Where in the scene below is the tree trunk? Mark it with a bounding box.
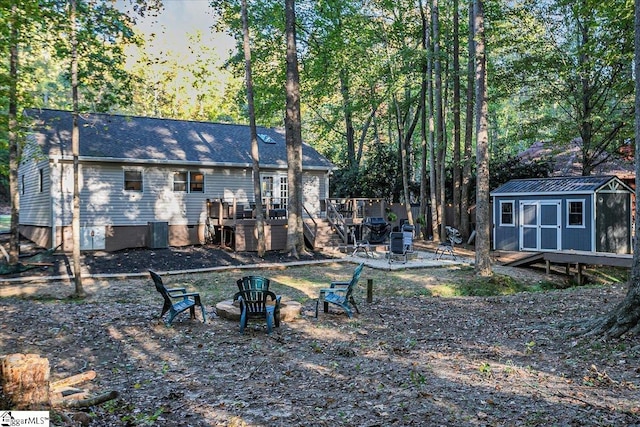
[8,1,20,265]
[0,354,50,410]
[419,0,430,238]
[460,1,475,240]
[285,0,305,257]
[452,0,461,231]
[432,0,446,240]
[70,0,85,297]
[426,1,439,242]
[582,0,640,337]
[473,0,491,276]
[241,0,265,257]
[340,68,357,172]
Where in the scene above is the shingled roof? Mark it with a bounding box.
[25,109,334,171]
[490,176,631,196]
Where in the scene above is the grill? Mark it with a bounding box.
[362,217,390,243]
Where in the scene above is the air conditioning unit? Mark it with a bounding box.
[147,221,169,249]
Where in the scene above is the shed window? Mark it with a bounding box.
[124,170,143,192]
[174,171,204,193]
[500,201,514,226]
[567,200,584,227]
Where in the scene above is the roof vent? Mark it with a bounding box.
[258,133,276,144]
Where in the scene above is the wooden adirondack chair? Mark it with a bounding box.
[315,263,364,318]
[233,288,281,334]
[149,270,207,325]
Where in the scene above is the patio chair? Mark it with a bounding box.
[149,270,207,325]
[388,232,409,263]
[233,288,281,334]
[351,229,371,258]
[434,226,463,260]
[316,263,363,318]
[236,276,271,292]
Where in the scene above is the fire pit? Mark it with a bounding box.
[215,297,302,322]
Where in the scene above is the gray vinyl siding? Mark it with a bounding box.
[55,164,298,226]
[561,196,592,251]
[492,200,518,251]
[18,157,51,226]
[52,164,329,227]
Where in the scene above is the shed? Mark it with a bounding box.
[18,109,334,251]
[490,176,633,254]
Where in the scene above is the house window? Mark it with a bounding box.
[261,174,287,209]
[262,176,274,205]
[173,172,187,192]
[38,168,44,193]
[279,176,288,209]
[124,170,143,191]
[500,201,514,226]
[190,172,204,193]
[567,200,584,227]
[174,171,204,193]
[20,174,24,195]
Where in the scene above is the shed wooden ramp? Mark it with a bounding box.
[496,251,544,268]
[498,250,633,284]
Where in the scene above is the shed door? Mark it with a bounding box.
[519,201,561,251]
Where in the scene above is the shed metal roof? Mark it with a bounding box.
[25,109,334,171]
[490,176,631,196]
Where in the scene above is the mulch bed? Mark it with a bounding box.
[0,237,339,279]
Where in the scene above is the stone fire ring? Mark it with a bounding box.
[216,297,302,322]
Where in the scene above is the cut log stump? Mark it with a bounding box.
[0,353,50,410]
[1,353,117,410]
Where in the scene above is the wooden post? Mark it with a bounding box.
[367,279,373,303]
[577,263,583,285]
[0,353,50,409]
[545,260,550,275]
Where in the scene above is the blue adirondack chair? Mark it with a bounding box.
[315,263,364,318]
[149,270,207,325]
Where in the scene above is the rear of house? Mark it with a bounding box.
[18,109,334,252]
[491,176,633,254]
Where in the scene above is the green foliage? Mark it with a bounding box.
[489,154,553,191]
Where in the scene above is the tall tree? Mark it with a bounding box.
[432,0,446,239]
[7,0,21,265]
[418,0,431,237]
[70,0,84,297]
[492,0,634,172]
[459,0,474,240]
[284,0,305,256]
[451,0,461,231]
[241,0,266,257]
[473,0,491,276]
[581,0,640,338]
[4,0,45,265]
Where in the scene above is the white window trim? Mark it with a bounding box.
[566,199,585,228]
[174,171,204,193]
[499,200,515,227]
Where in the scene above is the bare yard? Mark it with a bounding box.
[1,260,639,426]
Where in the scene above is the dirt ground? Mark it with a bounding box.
[1,241,640,426]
